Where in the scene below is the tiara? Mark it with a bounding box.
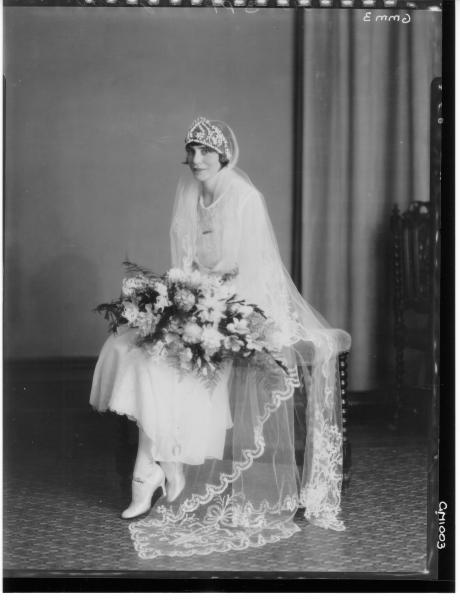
[185,117,231,161]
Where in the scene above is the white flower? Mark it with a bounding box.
[202,311,224,326]
[246,338,263,352]
[226,318,250,335]
[195,271,220,293]
[264,327,286,351]
[166,268,187,283]
[144,340,166,360]
[164,331,181,345]
[179,347,193,370]
[246,312,266,340]
[219,284,237,300]
[223,335,243,352]
[168,317,182,333]
[152,281,170,312]
[174,289,196,311]
[122,276,147,297]
[197,295,226,324]
[122,301,139,325]
[201,326,223,355]
[238,304,254,318]
[199,294,225,311]
[182,322,203,344]
[136,306,158,337]
[153,281,168,297]
[155,293,171,311]
[227,303,240,315]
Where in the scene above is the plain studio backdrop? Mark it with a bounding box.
[4,7,441,391]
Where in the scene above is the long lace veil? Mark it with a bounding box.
[129,121,352,559]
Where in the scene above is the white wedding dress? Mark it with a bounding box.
[90,163,351,560]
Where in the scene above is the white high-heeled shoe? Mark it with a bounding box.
[121,464,166,519]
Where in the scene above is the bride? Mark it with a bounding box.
[90,117,351,559]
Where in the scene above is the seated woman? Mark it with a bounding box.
[90,117,351,560]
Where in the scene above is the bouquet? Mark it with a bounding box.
[95,261,288,386]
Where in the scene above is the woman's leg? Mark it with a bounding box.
[160,461,186,502]
[121,428,166,519]
[133,428,157,479]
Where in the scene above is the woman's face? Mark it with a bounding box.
[186,144,222,182]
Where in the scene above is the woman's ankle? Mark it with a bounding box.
[133,461,161,482]
[159,461,183,480]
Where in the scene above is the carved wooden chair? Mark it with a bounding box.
[391,201,433,424]
[390,77,441,427]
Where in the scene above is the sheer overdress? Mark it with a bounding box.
[90,165,351,559]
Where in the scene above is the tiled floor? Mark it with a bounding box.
[4,382,431,575]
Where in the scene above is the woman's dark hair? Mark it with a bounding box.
[182,142,229,168]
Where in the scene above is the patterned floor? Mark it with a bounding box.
[4,404,430,575]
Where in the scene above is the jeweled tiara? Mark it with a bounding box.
[185,117,231,161]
